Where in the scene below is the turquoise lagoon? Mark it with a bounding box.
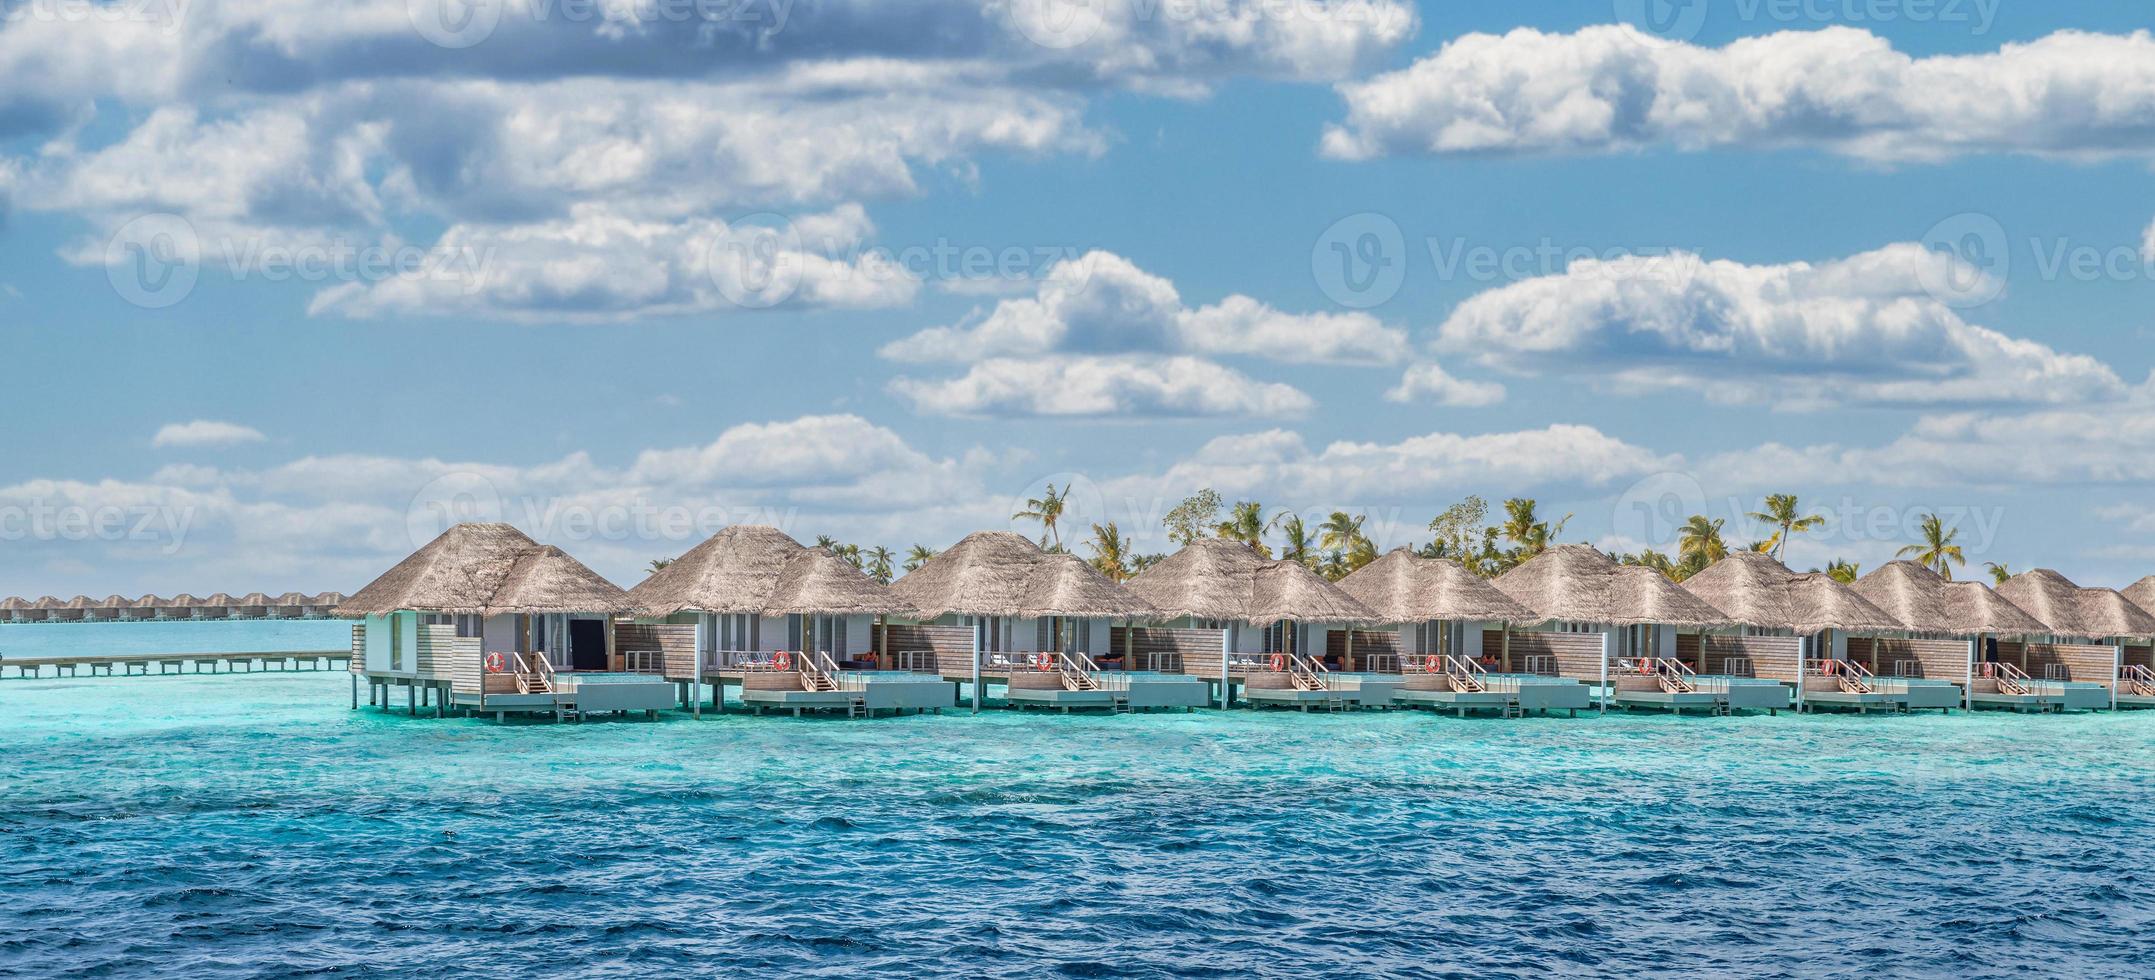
[3,632,2153,976]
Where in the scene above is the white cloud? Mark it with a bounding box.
[882,250,1408,364]
[1106,424,1676,520]
[310,205,916,321]
[152,420,266,448]
[2143,216,2155,262]
[1702,409,2155,489]
[1323,26,2155,163]
[888,355,1315,418]
[1432,243,2124,410]
[1385,362,1506,406]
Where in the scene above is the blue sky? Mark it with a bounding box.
[5,0,2155,595]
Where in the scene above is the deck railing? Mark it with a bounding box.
[1225,651,1294,673]
[1287,653,1330,692]
[709,648,791,672]
[621,648,665,673]
[1057,651,1128,692]
[2123,664,2155,697]
[1520,654,1559,677]
[1361,652,1401,674]
[1139,650,1183,673]
[1806,658,1875,695]
[1614,656,1729,695]
[1978,661,2035,696]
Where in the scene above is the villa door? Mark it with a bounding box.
[569,619,607,671]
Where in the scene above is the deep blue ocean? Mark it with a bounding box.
[2,623,2152,977]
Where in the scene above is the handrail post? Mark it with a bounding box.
[1597,631,1609,714]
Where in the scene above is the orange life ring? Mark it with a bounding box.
[1424,655,1442,673]
[1035,652,1056,671]
[484,651,505,673]
[773,651,792,671]
[1269,653,1287,672]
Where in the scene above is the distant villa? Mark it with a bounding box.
[0,593,348,623]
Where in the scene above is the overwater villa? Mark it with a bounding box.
[1333,548,1588,717]
[1,597,32,623]
[1122,537,1379,710]
[123,595,162,621]
[888,531,1204,712]
[625,524,951,718]
[1677,553,1951,713]
[1491,545,1783,714]
[1990,569,2152,712]
[338,522,663,721]
[1848,561,2051,710]
[2118,577,2155,708]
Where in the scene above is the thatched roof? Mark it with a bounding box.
[1,597,28,612]
[890,531,1158,620]
[237,592,273,606]
[30,596,60,608]
[274,592,310,605]
[167,594,199,607]
[1124,537,1376,624]
[311,592,345,606]
[1679,551,1901,634]
[133,595,169,608]
[1492,544,1733,628]
[1336,548,1537,624]
[1997,568,2155,640]
[1850,560,2048,636]
[336,523,631,617]
[63,595,95,609]
[96,595,130,610]
[203,593,237,606]
[2122,577,2155,620]
[628,524,912,618]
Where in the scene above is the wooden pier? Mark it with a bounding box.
[1,650,349,678]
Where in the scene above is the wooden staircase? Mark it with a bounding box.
[1288,654,1345,711]
[2123,664,2155,698]
[1982,661,2033,696]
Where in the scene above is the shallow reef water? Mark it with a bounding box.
[2,665,2151,978]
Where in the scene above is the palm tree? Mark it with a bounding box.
[1163,489,1224,546]
[1012,482,1070,550]
[1677,515,1728,571]
[1984,561,2012,585]
[833,543,863,569]
[1621,549,1682,581]
[1318,549,1350,581]
[814,535,838,552]
[865,546,895,585]
[1277,515,1317,569]
[1746,494,1825,560]
[647,557,674,574]
[903,544,937,573]
[1214,500,1275,558]
[1498,498,1571,559]
[1896,513,1966,580]
[1821,559,1860,584]
[1317,511,1367,555]
[1085,522,1135,582]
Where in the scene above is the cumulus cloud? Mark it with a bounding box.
[1323,26,2155,163]
[310,205,916,321]
[1701,409,2155,490]
[152,421,266,448]
[888,356,1315,418]
[882,250,1409,364]
[1432,243,2125,410]
[1385,362,1506,406]
[1106,424,1676,517]
[1,414,1008,595]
